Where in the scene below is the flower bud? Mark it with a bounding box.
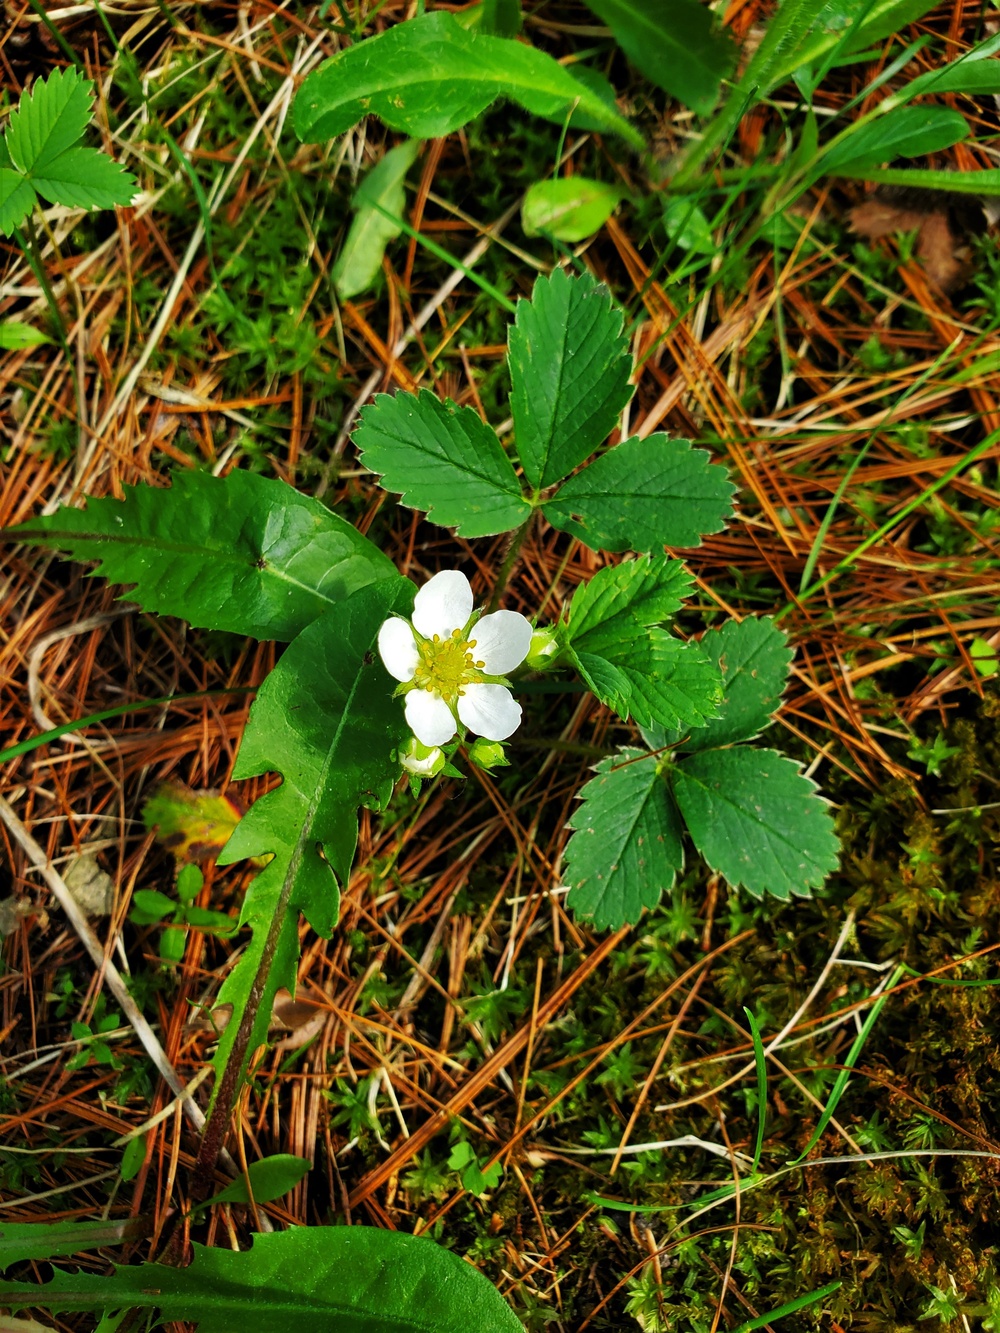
[525,625,560,671]
[400,737,446,778]
[468,737,509,770]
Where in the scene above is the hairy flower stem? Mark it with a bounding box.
[157,879,294,1267]
[486,514,533,613]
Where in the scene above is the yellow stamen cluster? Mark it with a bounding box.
[412,628,486,702]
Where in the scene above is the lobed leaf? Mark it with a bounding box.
[214,581,412,1093]
[679,617,792,752]
[293,11,642,146]
[0,1219,143,1271]
[565,749,684,929]
[333,139,420,299]
[508,267,633,490]
[582,0,734,114]
[0,1225,524,1332]
[544,434,734,552]
[353,389,530,536]
[5,67,92,175]
[672,747,839,900]
[8,469,397,642]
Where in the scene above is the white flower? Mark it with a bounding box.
[377,569,532,749]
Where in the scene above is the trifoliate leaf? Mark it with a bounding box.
[565,749,685,929]
[0,1226,524,1332]
[30,145,137,210]
[0,169,36,235]
[353,389,530,537]
[566,554,693,654]
[5,68,92,175]
[333,139,420,299]
[544,434,734,552]
[8,469,397,642]
[293,11,641,147]
[680,617,793,752]
[214,579,412,1096]
[508,268,633,490]
[521,177,625,243]
[672,747,839,900]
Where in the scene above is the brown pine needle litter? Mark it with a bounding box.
[3,2,1000,1327]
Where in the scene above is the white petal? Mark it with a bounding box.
[457,683,522,741]
[405,690,457,746]
[378,618,419,682]
[467,610,533,675]
[412,570,473,639]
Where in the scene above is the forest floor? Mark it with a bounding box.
[3,1,1000,1329]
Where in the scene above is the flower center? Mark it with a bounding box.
[412,629,484,702]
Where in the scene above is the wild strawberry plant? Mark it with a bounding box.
[7,269,840,1330]
[11,266,838,1095]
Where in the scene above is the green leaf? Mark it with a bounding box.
[604,634,721,731]
[333,140,420,300]
[565,749,685,929]
[0,1218,142,1271]
[521,177,625,242]
[894,36,1000,99]
[5,68,92,174]
[565,554,693,655]
[543,434,734,552]
[204,1155,311,1208]
[8,469,397,642]
[467,0,522,36]
[119,1134,146,1183]
[766,0,938,89]
[129,889,176,924]
[582,0,734,113]
[574,630,722,733]
[820,106,969,176]
[672,747,839,900]
[508,268,633,490]
[573,650,634,716]
[353,390,530,537]
[844,165,1000,192]
[0,1226,524,1332]
[662,197,714,254]
[0,169,36,235]
[293,11,642,147]
[213,580,411,1093]
[0,319,51,349]
[679,617,792,752]
[30,145,137,210]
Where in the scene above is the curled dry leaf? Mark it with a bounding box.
[63,853,114,918]
[143,779,247,863]
[206,988,326,1050]
[849,194,974,292]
